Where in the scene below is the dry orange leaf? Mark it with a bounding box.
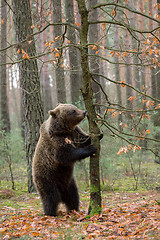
[55,52,60,57]
[120,80,126,87]
[117,146,128,155]
[1,18,5,24]
[143,114,150,119]
[146,100,154,108]
[22,49,26,54]
[155,104,160,109]
[128,96,137,102]
[92,45,97,50]
[133,145,141,152]
[17,49,20,54]
[45,42,50,46]
[146,129,150,134]
[149,48,153,55]
[75,22,80,27]
[110,9,116,16]
[122,52,128,57]
[102,22,107,29]
[144,39,150,44]
[117,147,124,155]
[65,138,72,144]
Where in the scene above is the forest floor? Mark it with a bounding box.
[0,189,160,239]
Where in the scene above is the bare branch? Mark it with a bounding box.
[91,72,160,103]
[92,2,160,25]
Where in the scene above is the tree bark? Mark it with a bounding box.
[77,0,102,215]
[12,0,44,192]
[152,0,160,163]
[130,0,140,96]
[156,0,160,101]
[88,0,101,113]
[114,25,123,129]
[64,0,81,104]
[0,0,10,133]
[125,29,133,110]
[52,0,66,103]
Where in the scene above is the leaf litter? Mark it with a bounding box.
[0,191,160,239]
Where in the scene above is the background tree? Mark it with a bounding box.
[0,0,10,133]
[64,0,81,104]
[77,0,102,215]
[12,0,44,192]
[88,0,101,112]
[52,0,66,103]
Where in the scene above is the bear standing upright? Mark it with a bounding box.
[32,104,97,216]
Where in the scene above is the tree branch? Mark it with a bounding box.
[92,2,160,25]
[91,72,160,103]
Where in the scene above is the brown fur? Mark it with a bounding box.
[32,104,96,216]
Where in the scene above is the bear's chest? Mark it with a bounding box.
[55,165,74,187]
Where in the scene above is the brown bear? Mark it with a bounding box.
[32,103,97,216]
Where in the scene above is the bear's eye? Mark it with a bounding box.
[71,110,76,114]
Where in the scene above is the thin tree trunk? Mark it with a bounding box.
[156,0,160,101]
[64,0,81,104]
[0,0,10,133]
[40,9,52,117]
[77,0,102,215]
[12,0,44,192]
[130,0,140,96]
[114,25,123,129]
[152,0,160,163]
[125,29,133,109]
[88,0,101,113]
[52,0,66,103]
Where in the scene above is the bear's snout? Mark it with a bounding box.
[83,111,87,116]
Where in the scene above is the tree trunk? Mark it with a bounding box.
[125,29,133,110]
[40,22,52,116]
[130,0,140,97]
[77,0,102,215]
[52,0,66,103]
[0,0,10,133]
[152,0,160,163]
[114,25,123,129]
[156,0,160,101]
[12,0,44,192]
[64,0,81,104]
[88,0,101,113]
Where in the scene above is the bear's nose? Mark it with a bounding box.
[83,111,87,116]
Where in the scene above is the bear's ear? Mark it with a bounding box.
[56,103,62,106]
[48,110,56,118]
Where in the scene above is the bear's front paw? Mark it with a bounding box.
[87,144,97,155]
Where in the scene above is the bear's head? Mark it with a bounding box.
[48,104,87,134]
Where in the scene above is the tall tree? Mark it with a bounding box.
[77,0,102,215]
[12,0,44,192]
[114,25,123,129]
[130,0,140,96]
[152,0,160,162]
[52,0,66,103]
[88,0,101,112]
[64,0,81,104]
[0,0,10,133]
[124,29,133,110]
[156,0,160,102]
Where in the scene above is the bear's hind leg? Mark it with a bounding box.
[39,184,60,216]
[61,179,79,212]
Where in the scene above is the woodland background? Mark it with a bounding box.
[0,0,160,190]
[0,0,160,239]
[0,0,160,192]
